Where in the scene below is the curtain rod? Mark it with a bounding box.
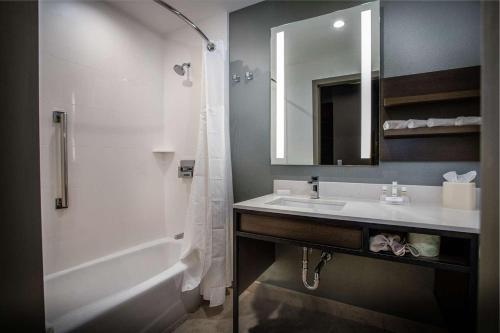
[152,0,216,52]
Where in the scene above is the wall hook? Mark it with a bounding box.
[245,71,254,81]
[232,74,241,83]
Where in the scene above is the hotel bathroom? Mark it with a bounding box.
[0,0,498,333]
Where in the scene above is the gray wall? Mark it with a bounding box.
[383,1,480,77]
[229,0,480,325]
[230,0,480,203]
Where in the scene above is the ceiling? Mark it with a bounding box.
[109,0,263,35]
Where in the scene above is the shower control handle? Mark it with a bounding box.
[53,111,68,209]
[178,160,195,178]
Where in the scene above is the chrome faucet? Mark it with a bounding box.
[308,176,319,199]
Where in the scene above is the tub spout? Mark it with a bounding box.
[302,247,333,290]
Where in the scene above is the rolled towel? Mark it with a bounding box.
[407,119,427,129]
[383,120,408,130]
[455,116,481,126]
[370,234,391,252]
[369,234,406,256]
[427,118,456,127]
[369,233,421,257]
[408,233,440,257]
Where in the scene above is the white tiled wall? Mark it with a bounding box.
[40,1,229,275]
[162,13,229,237]
[40,1,167,274]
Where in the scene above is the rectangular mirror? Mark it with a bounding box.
[270,1,380,165]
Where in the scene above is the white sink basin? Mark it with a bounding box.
[266,197,346,212]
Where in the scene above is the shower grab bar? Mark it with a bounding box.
[53,111,68,209]
[152,0,216,52]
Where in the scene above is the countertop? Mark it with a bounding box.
[233,194,480,234]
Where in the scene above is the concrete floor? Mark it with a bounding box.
[173,282,447,333]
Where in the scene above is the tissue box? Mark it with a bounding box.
[442,182,476,210]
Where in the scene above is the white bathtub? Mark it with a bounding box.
[44,238,199,333]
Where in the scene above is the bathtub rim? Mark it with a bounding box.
[44,237,181,282]
[44,237,187,333]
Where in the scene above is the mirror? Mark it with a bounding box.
[270,1,380,165]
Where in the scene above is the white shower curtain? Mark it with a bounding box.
[180,40,233,307]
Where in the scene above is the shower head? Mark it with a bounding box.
[174,63,190,76]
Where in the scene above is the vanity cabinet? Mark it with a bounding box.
[233,209,479,333]
[239,213,362,250]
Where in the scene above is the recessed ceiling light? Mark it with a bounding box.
[333,20,345,29]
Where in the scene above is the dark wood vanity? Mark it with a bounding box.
[232,208,479,333]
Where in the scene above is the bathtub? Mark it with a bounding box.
[44,237,199,333]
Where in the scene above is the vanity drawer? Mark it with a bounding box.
[239,214,362,250]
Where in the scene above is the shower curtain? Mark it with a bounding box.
[181,40,233,307]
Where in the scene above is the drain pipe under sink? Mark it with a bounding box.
[302,247,333,290]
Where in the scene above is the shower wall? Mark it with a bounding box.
[162,13,229,237]
[40,1,166,274]
[39,0,229,275]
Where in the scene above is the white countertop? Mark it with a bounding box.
[234,194,480,234]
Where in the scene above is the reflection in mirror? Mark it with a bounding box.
[270,1,380,165]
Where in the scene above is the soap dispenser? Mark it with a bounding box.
[380,185,388,201]
[401,186,410,204]
[391,181,398,197]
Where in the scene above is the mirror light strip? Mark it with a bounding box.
[360,9,372,159]
[276,31,285,159]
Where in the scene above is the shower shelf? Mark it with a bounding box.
[152,147,175,153]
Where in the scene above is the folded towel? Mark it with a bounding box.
[455,116,481,126]
[407,119,427,129]
[383,117,480,131]
[370,234,397,253]
[427,118,456,127]
[369,234,406,256]
[369,234,421,257]
[383,120,408,131]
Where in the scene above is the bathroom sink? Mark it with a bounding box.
[266,197,346,211]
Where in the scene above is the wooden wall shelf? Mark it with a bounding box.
[384,125,480,138]
[384,89,480,108]
[380,66,480,161]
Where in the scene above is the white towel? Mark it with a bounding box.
[407,119,427,129]
[455,116,481,126]
[369,234,419,257]
[383,120,408,130]
[427,118,456,127]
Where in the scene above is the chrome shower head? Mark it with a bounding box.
[174,63,190,76]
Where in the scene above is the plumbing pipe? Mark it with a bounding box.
[302,248,333,290]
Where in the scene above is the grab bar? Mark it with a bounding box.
[53,111,68,209]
